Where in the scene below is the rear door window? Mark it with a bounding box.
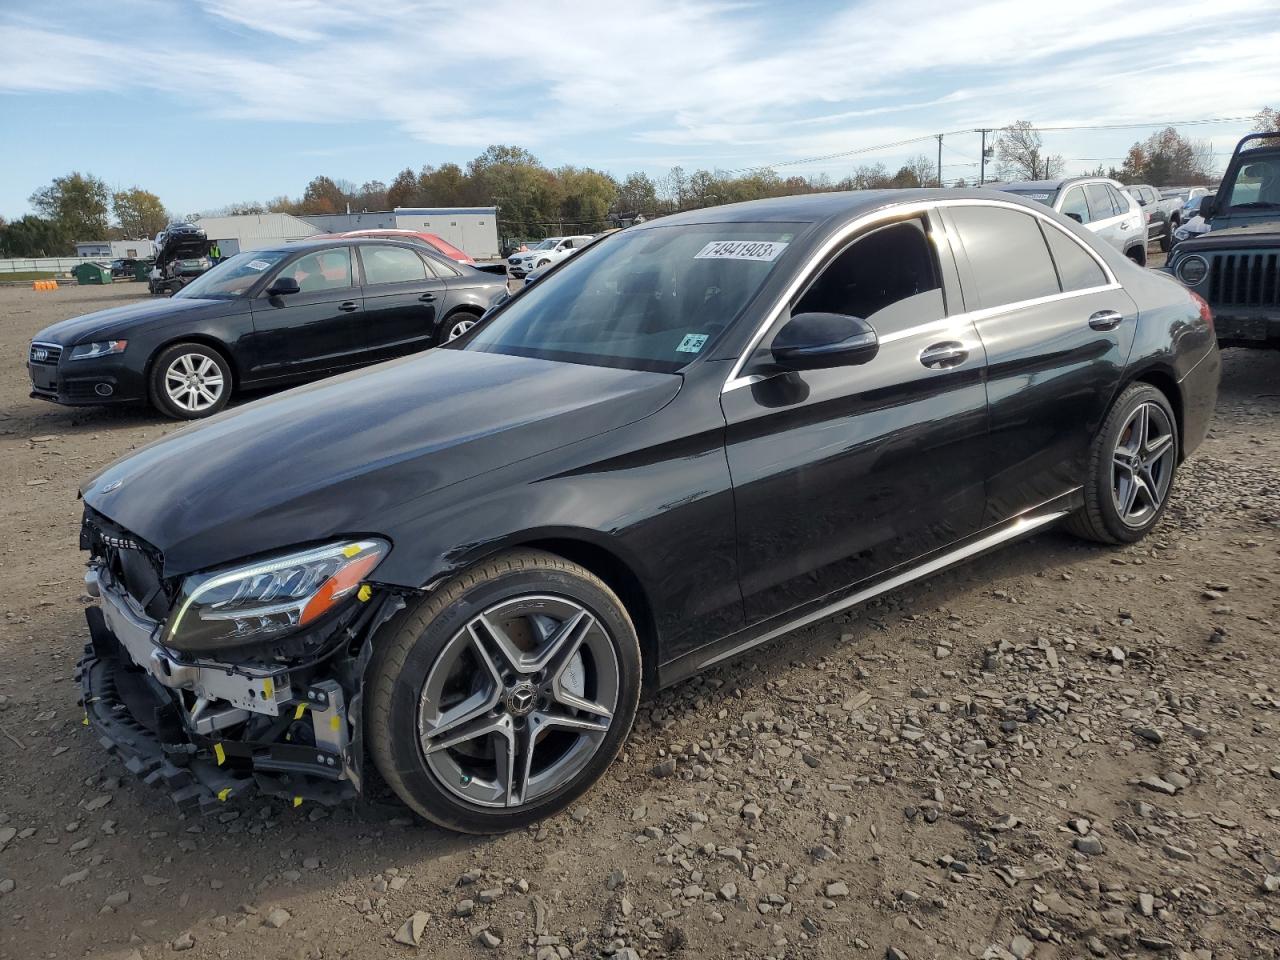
[1107,185,1132,215]
[949,206,1060,308]
[360,245,427,285]
[1043,225,1108,292]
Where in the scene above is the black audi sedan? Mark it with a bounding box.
[74,189,1219,832]
[27,238,508,419]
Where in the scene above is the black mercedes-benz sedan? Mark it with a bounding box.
[27,238,508,419]
[74,189,1219,832]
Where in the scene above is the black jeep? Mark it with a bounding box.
[1167,132,1280,348]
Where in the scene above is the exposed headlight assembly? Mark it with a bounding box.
[165,539,389,652]
[1177,255,1208,285]
[69,340,128,360]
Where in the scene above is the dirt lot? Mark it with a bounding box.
[0,277,1277,960]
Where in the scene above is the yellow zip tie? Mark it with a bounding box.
[217,787,232,802]
[82,713,89,726]
[294,703,308,720]
[292,796,303,808]
[342,544,361,558]
[357,584,372,602]
[214,743,226,765]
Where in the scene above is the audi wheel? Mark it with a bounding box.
[149,342,232,420]
[366,550,641,833]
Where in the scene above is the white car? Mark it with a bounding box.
[989,177,1149,266]
[506,236,593,278]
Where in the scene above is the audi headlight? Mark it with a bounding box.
[1177,255,1208,285]
[165,539,389,652]
[69,340,128,360]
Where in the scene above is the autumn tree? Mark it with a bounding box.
[994,121,1064,181]
[112,187,168,238]
[1118,127,1214,185]
[615,172,658,215]
[29,171,110,241]
[300,175,347,215]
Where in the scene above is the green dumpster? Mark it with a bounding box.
[134,260,153,282]
[73,263,112,285]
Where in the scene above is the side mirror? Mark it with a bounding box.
[771,312,878,371]
[1198,196,1216,219]
[266,276,300,297]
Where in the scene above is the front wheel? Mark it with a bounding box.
[149,342,232,420]
[442,313,480,343]
[366,550,641,833]
[1065,382,1179,544]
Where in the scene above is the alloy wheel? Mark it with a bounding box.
[417,595,620,809]
[446,318,477,341]
[1111,401,1175,527]
[163,353,225,414]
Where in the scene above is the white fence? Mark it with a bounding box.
[0,257,105,275]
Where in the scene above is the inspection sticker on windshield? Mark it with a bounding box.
[694,240,788,262]
[246,259,271,271]
[677,334,709,353]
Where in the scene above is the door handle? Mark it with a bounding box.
[1088,309,1124,331]
[338,301,359,312]
[919,341,968,369]
[418,293,437,302]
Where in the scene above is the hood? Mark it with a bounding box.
[82,349,682,576]
[32,297,240,346]
[1177,220,1280,253]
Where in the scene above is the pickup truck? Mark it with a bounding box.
[1166,132,1280,349]
[1123,184,1185,252]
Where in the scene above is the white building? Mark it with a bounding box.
[75,239,157,259]
[391,207,500,260]
[193,212,320,255]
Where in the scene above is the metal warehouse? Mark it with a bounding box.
[192,212,321,255]
[390,207,499,260]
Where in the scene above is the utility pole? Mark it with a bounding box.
[936,134,943,187]
[978,128,994,185]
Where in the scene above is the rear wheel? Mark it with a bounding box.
[1065,382,1178,544]
[366,550,641,833]
[149,342,231,420]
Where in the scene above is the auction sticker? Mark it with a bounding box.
[694,240,788,262]
[677,333,709,353]
[247,259,271,271]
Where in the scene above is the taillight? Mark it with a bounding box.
[1189,290,1213,335]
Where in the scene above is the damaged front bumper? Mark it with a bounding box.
[76,566,400,815]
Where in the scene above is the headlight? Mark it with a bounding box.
[69,340,128,360]
[165,539,389,652]
[1177,255,1208,285]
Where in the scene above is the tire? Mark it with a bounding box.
[1159,221,1174,253]
[366,549,642,833]
[1065,382,1179,545]
[148,342,232,420]
[441,311,481,343]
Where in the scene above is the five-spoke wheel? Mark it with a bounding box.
[367,550,640,833]
[1067,382,1179,544]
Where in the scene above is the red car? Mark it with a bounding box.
[318,229,476,265]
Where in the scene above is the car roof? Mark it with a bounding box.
[246,237,454,257]
[632,187,1061,230]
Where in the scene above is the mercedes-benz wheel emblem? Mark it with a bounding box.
[505,681,537,717]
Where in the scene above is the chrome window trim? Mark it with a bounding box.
[721,197,1119,393]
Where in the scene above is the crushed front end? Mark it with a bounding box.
[75,506,402,815]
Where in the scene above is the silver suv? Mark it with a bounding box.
[988,177,1148,265]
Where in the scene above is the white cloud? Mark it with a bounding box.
[1,0,1277,173]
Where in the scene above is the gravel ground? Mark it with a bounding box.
[1,276,1277,960]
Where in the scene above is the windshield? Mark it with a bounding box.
[1223,156,1280,209]
[531,239,558,250]
[174,250,290,299]
[997,187,1057,205]
[458,222,801,373]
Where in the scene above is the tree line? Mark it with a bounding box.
[4,109,1276,257]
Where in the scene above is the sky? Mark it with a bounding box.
[1,0,1278,221]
